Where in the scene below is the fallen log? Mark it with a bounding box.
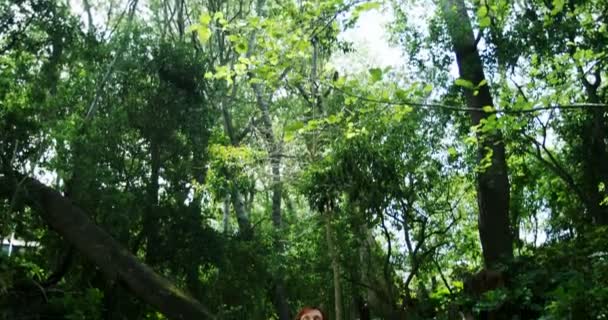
[0,173,215,320]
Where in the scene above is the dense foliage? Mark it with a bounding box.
[1,0,607,319]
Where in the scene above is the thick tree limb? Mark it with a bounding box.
[0,173,215,320]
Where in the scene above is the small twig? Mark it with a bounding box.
[84,0,139,123]
[9,175,28,213]
[511,78,529,103]
[30,279,49,302]
[251,217,269,231]
[433,256,453,295]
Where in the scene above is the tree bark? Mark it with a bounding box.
[269,148,290,320]
[223,195,231,233]
[245,1,289,317]
[143,137,161,264]
[580,73,608,225]
[229,182,252,235]
[220,99,254,235]
[82,0,94,35]
[251,77,290,320]
[0,174,215,320]
[440,0,513,267]
[324,212,343,320]
[175,0,185,39]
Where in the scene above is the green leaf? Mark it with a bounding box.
[217,17,228,26]
[186,25,198,33]
[482,105,495,113]
[326,113,342,124]
[551,0,565,15]
[284,133,296,142]
[249,78,263,84]
[423,84,433,93]
[197,27,212,43]
[199,13,212,25]
[214,65,231,81]
[464,135,477,145]
[355,2,381,13]
[479,16,491,28]
[345,130,358,139]
[285,121,304,132]
[234,63,247,75]
[213,11,224,20]
[235,42,248,55]
[453,281,464,290]
[478,79,487,87]
[344,96,355,106]
[395,89,408,100]
[369,68,383,83]
[455,78,475,89]
[394,105,413,121]
[477,6,488,18]
[284,121,304,142]
[447,146,458,157]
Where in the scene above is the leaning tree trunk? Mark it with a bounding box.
[440,0,513,267]
[0,173,214,320]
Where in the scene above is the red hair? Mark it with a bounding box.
[295,307,326,320]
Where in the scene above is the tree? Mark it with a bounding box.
[483,0,608,227]
[3,0,608,319]
[439,0,513,267]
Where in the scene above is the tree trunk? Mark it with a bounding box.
[230,184,252,236]
[580,75,608,225]
[143,137,161,264]
[324,212,343,320]
[0,174,215,320]
[175,0,185,39]
[82,0,94,35]
[252,81,290,320]
[358,227,372,312]
[270,142,290,320]
[355,295,370,320]
[223,195,231,233]
[247,1,289,317]
[220,101,253,236]
[440,0,513,267]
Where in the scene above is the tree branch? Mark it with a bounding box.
[330,82,608,115]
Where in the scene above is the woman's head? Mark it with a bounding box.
[295,307,325,320]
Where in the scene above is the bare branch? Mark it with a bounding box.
[85,0,139,123]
